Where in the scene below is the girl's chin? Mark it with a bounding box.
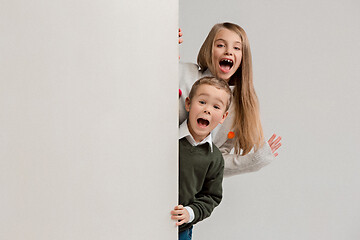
[214,69,232,80]
[216,73,231,82]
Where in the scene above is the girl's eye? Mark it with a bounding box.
[216,44,225,48]
[234,47,241,50]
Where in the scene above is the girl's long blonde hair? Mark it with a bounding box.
[197,22,264,155]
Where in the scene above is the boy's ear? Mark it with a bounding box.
[185,97,191,112]
[219,111,229,124]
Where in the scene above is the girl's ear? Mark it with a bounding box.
[219,111,229,124]
[185,97,191,112]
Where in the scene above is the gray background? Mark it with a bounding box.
[0,0,178,239]
[180,0,360,239]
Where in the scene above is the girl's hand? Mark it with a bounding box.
[178,28,183,59]
[178,28,183,44]
[267,134,282,157]
[170,205,189,226]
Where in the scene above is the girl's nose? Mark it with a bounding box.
[225,47,233,55]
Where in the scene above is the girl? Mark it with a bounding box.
[179,23,281,176]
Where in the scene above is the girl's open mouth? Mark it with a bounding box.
[219,59,233,73]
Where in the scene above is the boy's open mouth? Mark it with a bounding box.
[219,59,233,73]
[197,118,210,127]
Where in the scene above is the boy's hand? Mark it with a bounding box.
[170,205,189,226]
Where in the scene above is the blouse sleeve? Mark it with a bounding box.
[219,139,275,177]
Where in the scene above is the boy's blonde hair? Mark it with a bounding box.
[197,22,264,155]
[188,76,232,112]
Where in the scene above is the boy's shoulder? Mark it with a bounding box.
[208,143,224,169]
[211,143,224,161]
[204,143,224,177]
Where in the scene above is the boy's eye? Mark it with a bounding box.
[214,105,220,110]
[199,100,206,104]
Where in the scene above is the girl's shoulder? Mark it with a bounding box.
[179,62,200,70]
[179,62,201,76]
[179,62,206,86]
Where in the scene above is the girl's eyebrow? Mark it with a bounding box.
[215,38,241,44]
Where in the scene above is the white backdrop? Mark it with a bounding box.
[0,1,178,239]
[180,0,360,239]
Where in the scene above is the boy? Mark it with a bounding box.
[171,76,232,240]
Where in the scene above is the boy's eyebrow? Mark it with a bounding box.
[197,93,226,106]
[214,38,241,44]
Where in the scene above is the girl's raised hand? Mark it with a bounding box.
[178,28,183,44]
[178,28,183,59]
[267,134,282,157]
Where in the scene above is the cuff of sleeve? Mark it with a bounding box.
[258,141,275,163]
[251,141,274,167]
[223,141,274,177]
[184,206,195,223]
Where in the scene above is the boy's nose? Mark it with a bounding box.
[204,109,211,114]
